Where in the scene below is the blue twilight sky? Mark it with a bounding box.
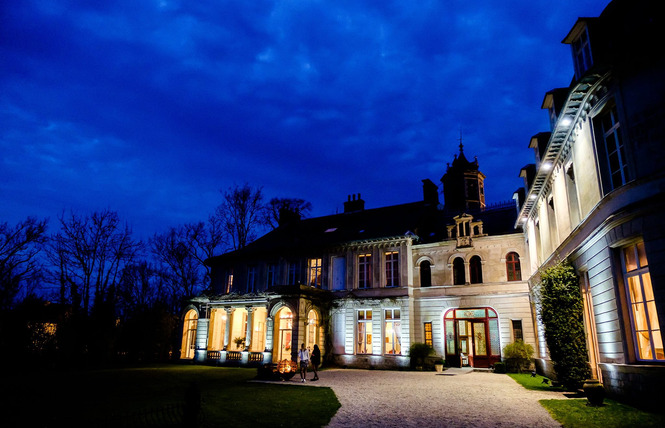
[1,0,611,240]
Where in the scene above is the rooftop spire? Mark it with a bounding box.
[459,127,464,153]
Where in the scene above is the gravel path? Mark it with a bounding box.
[282,368,567,428]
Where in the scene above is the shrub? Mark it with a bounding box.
[538,262,590,390]
[408,343,434,369]
[493,361,507,373]
[503,340,534,373]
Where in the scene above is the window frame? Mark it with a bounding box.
[621,241,664,362]
[506,252,522,282]
[308,258,322,288]
[384,308,402,355]
[358,253,373,289]
[356,309,373,354]
[385,251,400,287]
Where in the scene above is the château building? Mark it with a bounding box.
[181,143,535,370]
[517,0,665,410]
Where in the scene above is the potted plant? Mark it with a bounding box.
[583,379,605,406]
[233,336,245,350]
[434,358,445,373]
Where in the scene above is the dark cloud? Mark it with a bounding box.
[1,0,611,239]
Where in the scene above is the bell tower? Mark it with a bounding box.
[441,139,486,212]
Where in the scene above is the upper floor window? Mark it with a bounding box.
[572,26,593,79]
[512,319,524,342]
[622,241,664,361]
[506,252,522,281]
[469,256,483,284]
[385,251,400,287]
[420,260,432,288]
[225,270,234,294]
[453,257,465,285]
[358,253,372,289]
[288,261,300,285]
[308,258,322,288]
[247,266,257,293]
[596,104,629,192]
[267,264,277,287]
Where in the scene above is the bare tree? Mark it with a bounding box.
[216,183,266,250]
[49,210,141,313]
[150,226,204,303]
[184,216,228,283]
[0,217,48,310]
[265,197,312,229]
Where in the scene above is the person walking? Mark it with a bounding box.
[298,343,310,383]
[310,344,321,381]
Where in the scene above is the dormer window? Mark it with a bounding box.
[565,20,594,80]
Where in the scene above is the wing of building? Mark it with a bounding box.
[181,142,533,371]
[516,0,664,411]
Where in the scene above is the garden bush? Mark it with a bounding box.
[538,262,590,390]
[503,340,534,373]
[409,343,434,369]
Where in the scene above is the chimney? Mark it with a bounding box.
[344,193,365,213]
[422,179,439,205]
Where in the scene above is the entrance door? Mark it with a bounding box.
[445,308,500,368]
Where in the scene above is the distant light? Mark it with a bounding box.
[541,162,552,171]
[529,194,537,200]
[520,217,528,223]
[560,116,572,127]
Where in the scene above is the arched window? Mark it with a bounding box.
[470,256,483,284]
[181,309,198,360]
[306,310,318,350]
[453,258,465,285]
[420,260,432,287]
[506,252,522,281]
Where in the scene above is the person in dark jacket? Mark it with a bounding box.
[310,344,321,381]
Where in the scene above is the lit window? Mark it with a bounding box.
[623,242,664,361]
[358,254,372,289]
[384,309,402,355]
[385,251,400,287]
[424,322,433,347]
[357,309,373,354]
[306,310,318,350]
[512,320,523,342]
[308,258,322,288]
[506,252,522,281]
[225,271,234,294]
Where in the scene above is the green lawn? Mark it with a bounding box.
[4,364,340,428]
[508,373,665,428]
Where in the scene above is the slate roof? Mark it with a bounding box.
[206,199,519,266]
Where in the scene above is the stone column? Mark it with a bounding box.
[265,315,274,352]
[223,307,234,350]
[464,261,471,285]
[244,306,254,350]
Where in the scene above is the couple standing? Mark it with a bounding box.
[298,343,320,382]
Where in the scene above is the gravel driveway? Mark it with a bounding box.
[283,368,567,428]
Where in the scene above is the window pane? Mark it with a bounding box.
[633,303,648,330]
[385,309,392,320]
[474,322,486,356]
[637,242,648,268]
[624,246,638,272]
[653,331,664,360]
[643,273,654,301]
[648,301,661,330]
[366,310,372,320]
[637,331,652,360]
[394,309,400,319]
[628,276,643,303]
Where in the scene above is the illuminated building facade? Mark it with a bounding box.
[517,0,665,410]
[182,145,535,370]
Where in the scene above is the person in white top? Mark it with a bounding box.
[298,343,310,383]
